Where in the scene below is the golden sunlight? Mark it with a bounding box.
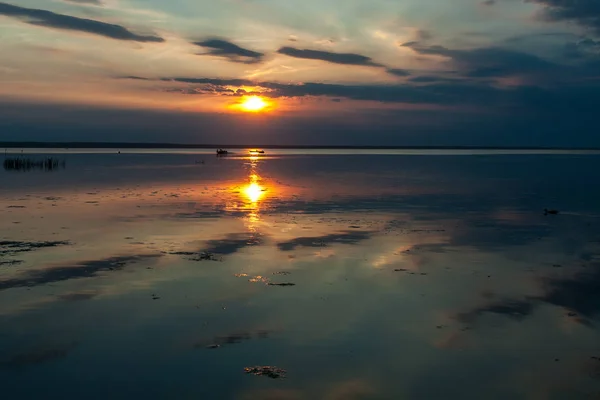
[244,182,264,203]
[240,96,267,112]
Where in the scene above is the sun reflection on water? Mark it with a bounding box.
[240,158,268,231]
[244,174,265,204]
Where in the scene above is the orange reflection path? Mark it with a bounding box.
[240,157,268,231]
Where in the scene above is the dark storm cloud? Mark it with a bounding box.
[0,254,161,291]
[530,0,600,34]
[276,231,372,251]
[194,38,264,64]
[277,46,382,66]
[0,2,164,42]
[403,42,562,79]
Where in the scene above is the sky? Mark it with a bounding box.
[1,0,600,146]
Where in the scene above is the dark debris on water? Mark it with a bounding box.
[244,366,286,379]
[267,283,296,287]
[0,260,23,266]
[0,241,70,257]
[166,251,222,261]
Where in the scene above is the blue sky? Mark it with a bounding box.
[1,0,599,146]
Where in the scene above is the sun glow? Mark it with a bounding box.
[244,182,264,203]
[240,96,267,112]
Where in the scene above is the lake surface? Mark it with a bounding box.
[1,150,600,399]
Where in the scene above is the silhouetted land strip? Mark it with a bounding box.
[3,157,65,171]
[2,142,600,150]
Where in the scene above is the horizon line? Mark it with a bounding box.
[2,142,600,151]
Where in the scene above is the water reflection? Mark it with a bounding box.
[1,152,600,399]
[240,156,269,232]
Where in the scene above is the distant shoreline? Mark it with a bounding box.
[1,142,599,151]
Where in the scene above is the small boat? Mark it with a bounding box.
[249,149,265,155]
[216,149,229,156]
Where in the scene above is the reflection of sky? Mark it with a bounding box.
[1,152,600,398]
[2,0,600,145]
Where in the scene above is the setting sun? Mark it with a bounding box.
[240,96,267,112]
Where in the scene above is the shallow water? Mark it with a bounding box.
[1,150,600,399]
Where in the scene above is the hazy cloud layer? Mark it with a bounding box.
[158,73,600,113]
[159,76,487,105]
[0,2,164,42]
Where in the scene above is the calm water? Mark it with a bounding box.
[1,150,600,399]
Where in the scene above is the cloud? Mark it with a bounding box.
[62,0,103,5]
[0,2,164,42]
[193,38,264,64]
[386,68,411,77]
[277,46,382,67]
[276,47,410,77]
[577,37,600,53]
[481,0,496,5]
[530,0,600,34]
[403,42,563,80]
[159,76,483,105]
[409,76,458,83]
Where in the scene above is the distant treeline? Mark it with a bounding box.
[3,157,65,171]
[1,142,598,150]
